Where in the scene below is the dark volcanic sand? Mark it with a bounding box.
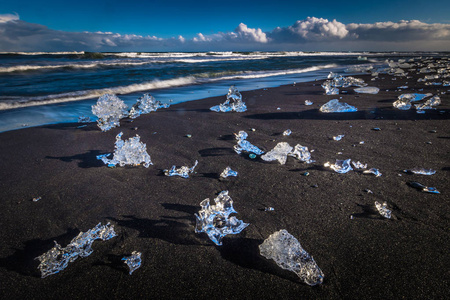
[0,70,449,299]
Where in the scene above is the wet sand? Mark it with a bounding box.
[0,68,449,299]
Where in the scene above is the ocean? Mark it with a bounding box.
[0,51,441,132]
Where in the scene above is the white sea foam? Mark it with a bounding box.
[0,61,154,73]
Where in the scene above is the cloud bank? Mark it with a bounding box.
[0,14,449,51]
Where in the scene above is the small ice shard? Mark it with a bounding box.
[364,189,374,194]
[319,99,357,113]
[321,80,339,95]
[398,93,432,102]
[414,95,441,110]
[129,94,170,119]
[101,132,152,168]
[96,153,111,160]
[265,207,275,211]
[352,161,367,169]
[289,144,314,164]
[259,229,324,286]
[36,222,117,278]
[164,160,198,178]
[407,181,440,194]
[283,129,292,136]
[363,168,382,177]
[333,134,345,141]
[122,251,142,275]
[195,191,249,246]
[354,87,380,94]
[305,100,313,106]
[375,201,392,219]
[372,127,381,131]
[324,159,353,173]
[210,85,247,112]
[234,131,264,155]
[408,168,436,175]
[78,115,91,123]
[398,85,408,89]
[393,98,412,110]
[32,197,41,202]
[261,142,293,165]
[91,94,128,132]
[220,166,238,178]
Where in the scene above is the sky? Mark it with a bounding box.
[1,0,449,52]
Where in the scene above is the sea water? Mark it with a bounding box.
[0,51,441,132]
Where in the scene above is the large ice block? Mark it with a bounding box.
[319,99,357,113]
[91,94,128,131]
[101,132,152,168]
[195,191,249,246]
[122,251,142,275]
[259,229,324,286]
[129,94,170,119]
[164,160,198,178]
[233,130,264,155]
[261,142,293,165]
[210,85,247,112]
[36,223,117,278]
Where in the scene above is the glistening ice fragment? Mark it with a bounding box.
[407,181,440,194]
[220,166,238,178]
[210,85,247,112]
[333,134,345,141]
[195,191,249,246]
[259,229,324,286]
[324,159,353,173]
[354,87,380,94]
[164,160,198,178]
[319,99,357,113]
[363,168,382,177]
[414,95,441,110]
[36,223,117,278]
[122,251,142,275]
[407,168,436,175]
[375,201,392,219]
[234,131,264,155]
[261,142,293,165]
[289,144,315,164]
[352,161,367,169]
[91,94,128,132]
[101,132,152,168]
[129,94,170,119]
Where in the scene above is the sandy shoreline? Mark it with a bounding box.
[0,67,449,299]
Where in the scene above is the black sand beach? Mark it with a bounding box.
[0,69,449,299]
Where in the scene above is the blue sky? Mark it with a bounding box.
[1,0,449,51]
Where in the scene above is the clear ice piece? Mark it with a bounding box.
[265,207,275,211]
[129,94,170,119]
[101,132,152,168]
[319,99,357,113]
[354,87,380,94]
[398,93,432,102]
[261,142,293,165]
[36,223,117,278]
[32,197,41,202]
[375,201,391,219]
[91,94,128,132]
[321,80,339,95]
[283,129,292,136]
[305,100,313,106]
[195,191,249,246]
[324,159,353,173]
[393,98,412,110]
[408,181,440,194]
[333,134,345,141]
[122,251,142,275]
[408,168,436,175]
[210,85,247,112]
[288,144,314,164]
[234,131,264,155]
[414,95,441,110]
[352,161,367,169]
[164,160,198,178]
[259,229,324,286]
[363,168,382,177]
[220,166,238,178]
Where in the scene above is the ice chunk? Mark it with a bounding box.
[91,94,128,132]
[333,134,345,141]
[265,207,275,211]
[164,160,198,178]
[407,168,436,175]
[363,168,382,177]
[324,159,353,173]
[375,201,391,219]
[210,85,247,112]
[289,144,314,164]
[352,161,367,169]
[305,100,313,106]
[101,132,152,168]
[393,98,412,110]
[234,131,264,155]
[414,95,441,110]
[261,142,293,165]
[354,87,380,94]
[194,191,249,246]
[32,197,41,202]
[259,229,324,286]
[321,80,339,95]
[129,94,170,119]
[122,251,142,275]
[36,222,116,278]
[407,181,440,194]
[78,115,91,123]
[319,99,357,113]
[220,166,238,178]
[283,129,292,136]
[398,93,432,102]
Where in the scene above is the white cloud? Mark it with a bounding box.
[0,13,19,23]
[233,23,268,43]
